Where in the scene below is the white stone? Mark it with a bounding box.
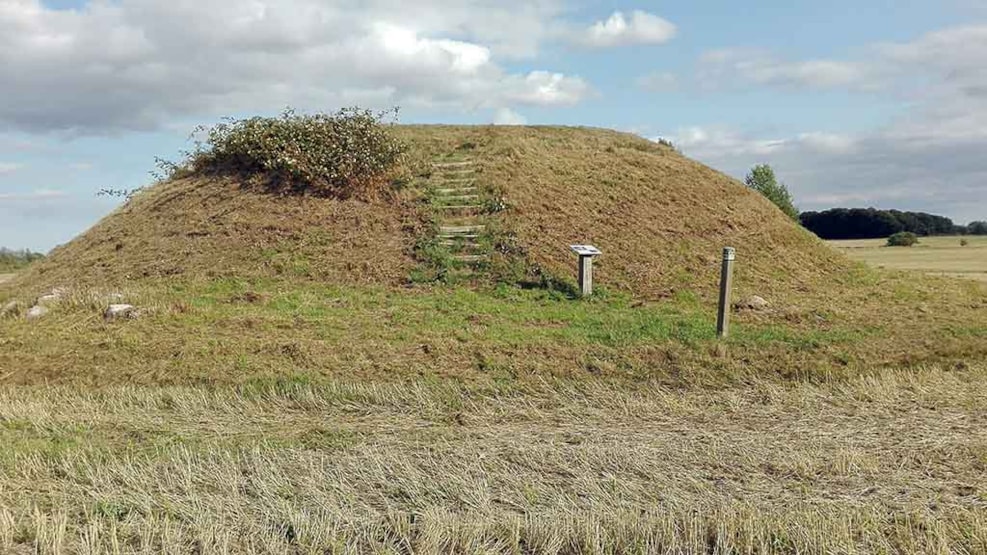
[25,305,48,321]
[748,296,769,309]
[35,288,66,306]
[104,304,137,320]
[1,300,19,319]
[734,295,770,312]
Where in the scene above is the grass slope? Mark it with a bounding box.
[16,125,842,298]
[16,177,420,289]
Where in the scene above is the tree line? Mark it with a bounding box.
[0,248,45,272]
[741,164,984,240]
[799,209,987,240]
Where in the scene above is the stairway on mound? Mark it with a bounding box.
[430,156,489,275]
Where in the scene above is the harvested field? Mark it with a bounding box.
[830,236,987,283]
[1,365,986,553]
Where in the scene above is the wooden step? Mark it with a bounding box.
[434,161,474,168]
[440,225,485,234]
[436,204,482,211]
[441,217,485,227]
[440,237,481,245]
[453,254,487,263]
[435,177,476,184]
[434,187,478,194]
[433,195,480,203]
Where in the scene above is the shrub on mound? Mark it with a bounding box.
[887,231,919,247]
[187,108,406,199]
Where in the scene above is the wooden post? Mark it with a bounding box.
[716,247,735,338]
[578,255,593,296]
[570,245,601,297]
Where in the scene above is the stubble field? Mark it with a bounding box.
[1,366,986,554]
[829,236,987,282]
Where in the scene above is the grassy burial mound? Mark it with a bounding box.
[2,114,985,385]
[16,121,843,298]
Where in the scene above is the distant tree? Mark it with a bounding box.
[744,164,799,221]
[968,221,987,235]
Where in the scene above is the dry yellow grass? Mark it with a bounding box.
[830,236,987,282]
[0,274,13,285]
[2,365,986,553]
[14,126,844,300]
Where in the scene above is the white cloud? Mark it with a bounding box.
[0,163,23,175]
[698,49,873,90]
[581,11,676,48]
[0,0,588,133]
[664,123,987,223]
[502,71,591,106]
[493,107,527,125]
[664,24,987,224]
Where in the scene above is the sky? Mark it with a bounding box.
[2,0,986,252]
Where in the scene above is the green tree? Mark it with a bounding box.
[744,164,799,221]
[968,221,987,235]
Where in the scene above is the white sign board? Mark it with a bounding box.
[569,245,602,256]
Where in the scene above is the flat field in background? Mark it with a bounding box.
[830,235,987,282]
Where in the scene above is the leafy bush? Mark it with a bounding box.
[187,108,406,199]
[887,231,919,247]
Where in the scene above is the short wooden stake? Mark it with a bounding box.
[569,245,602,297]
[716,247,735,338]
[578,255,594,296]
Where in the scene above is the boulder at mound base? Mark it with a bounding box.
[25,305,49,321]
[734,296,770,312]
[104,304,138,320]
[1,301,19,319]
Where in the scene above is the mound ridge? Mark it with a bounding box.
[16,125,847,297]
